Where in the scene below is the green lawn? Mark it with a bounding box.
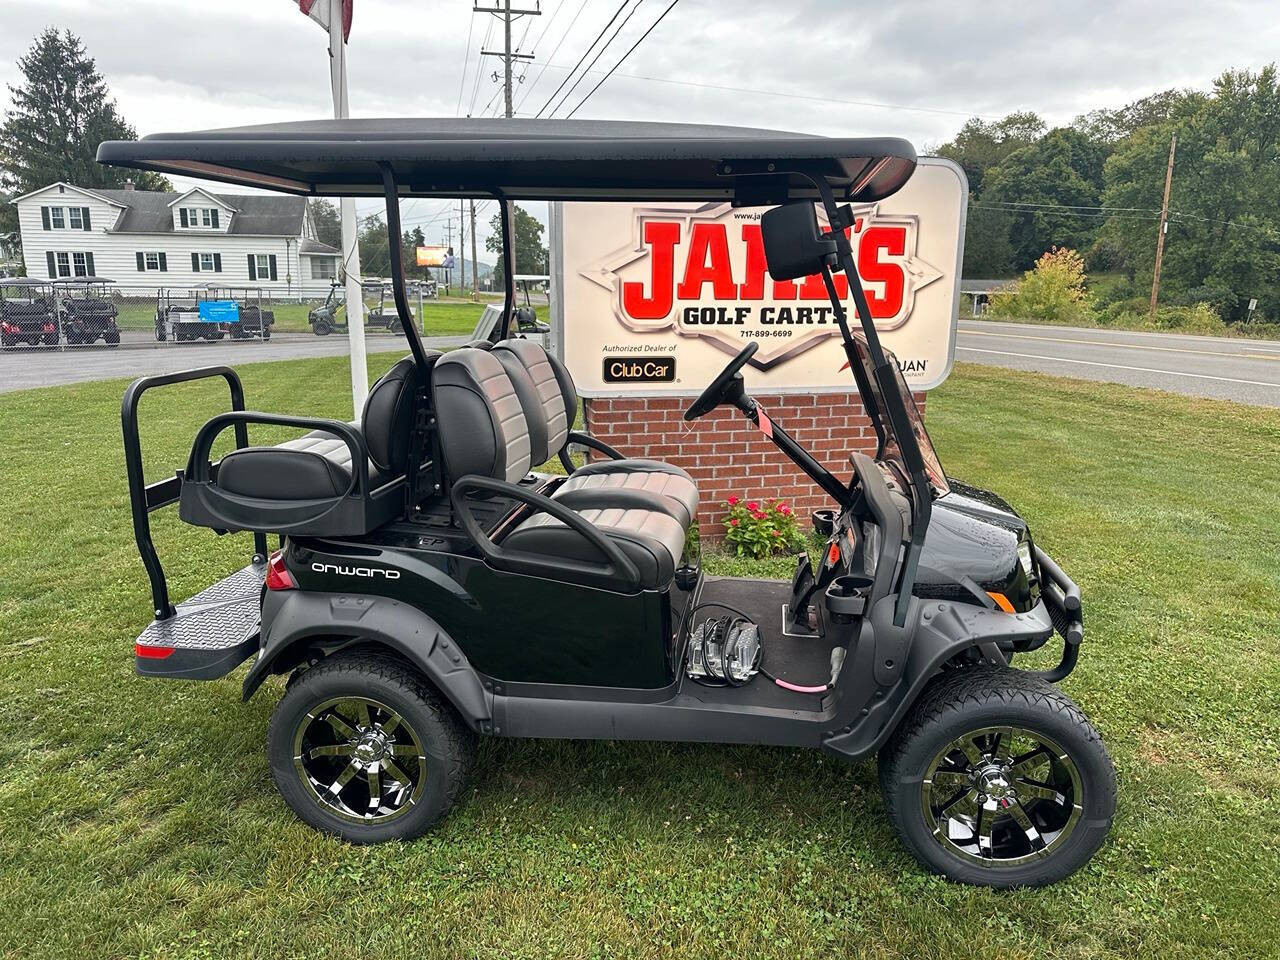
[1,359,1278,958]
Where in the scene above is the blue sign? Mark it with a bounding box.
[198,300,240,323]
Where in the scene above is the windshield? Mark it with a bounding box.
[850,333,949,497]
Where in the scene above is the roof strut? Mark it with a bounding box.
[497,197,517,341]
[378,161,432,370]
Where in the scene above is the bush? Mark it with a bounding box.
[722,496,805,559]
[1094,301,1228,335]
[988,247,1095,325]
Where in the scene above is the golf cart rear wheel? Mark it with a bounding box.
[878,666,1115,888]
[267,652,476,843]
[313,319,333,336]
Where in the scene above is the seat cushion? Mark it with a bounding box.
[216,429,394,500]
[558,459,699,527]
[504,505,687,590]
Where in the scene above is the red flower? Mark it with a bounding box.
[727,495,739,506]
[777,503,791,515]
[746,501,759,511]
[753,511,767,520]
[772,529,781,537]
[729,518,739,526]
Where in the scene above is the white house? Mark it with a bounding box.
[11,182,340,296]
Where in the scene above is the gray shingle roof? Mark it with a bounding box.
[299,237,339,255]
[92,188,306,237]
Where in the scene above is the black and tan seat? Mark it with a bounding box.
[180,354,436,536]
[433,347,688,590]
[490,338,699,527]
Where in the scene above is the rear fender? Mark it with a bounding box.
[822,596,1054,760]
[243,590,491,729]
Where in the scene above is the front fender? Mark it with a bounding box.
[822,597,1055,760]
[243,590,491,729]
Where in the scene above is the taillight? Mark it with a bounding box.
[265,550,296,590]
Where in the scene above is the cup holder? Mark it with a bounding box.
[812,509,837,536]
[825,574,873,619]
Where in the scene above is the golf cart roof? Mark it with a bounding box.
[514,274,550,282]
[97,118,917,203]
[52,276,115,285]
[2,277,51,288]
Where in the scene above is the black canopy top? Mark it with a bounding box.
[97,118,917,203]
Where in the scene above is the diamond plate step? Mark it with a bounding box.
[135,562,266,680]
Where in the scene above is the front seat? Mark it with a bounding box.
[432,348,688,590]
[490,338,699,528]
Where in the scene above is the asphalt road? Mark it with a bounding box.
[0,332,469,394]
[956,319,1280,407]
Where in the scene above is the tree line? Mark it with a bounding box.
[939,65,1280,323]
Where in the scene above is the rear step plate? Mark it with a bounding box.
[135,562,266,679]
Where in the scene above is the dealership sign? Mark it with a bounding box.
[554,157,967,394]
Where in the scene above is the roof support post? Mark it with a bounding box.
[498,197,517,340]
[378,162,432,371]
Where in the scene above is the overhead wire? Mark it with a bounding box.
[564,0,682,120]
[544,0,648,119]
[533,0,632,118]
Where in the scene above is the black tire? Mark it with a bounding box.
[105,328,121,345]
[267,652,477,843]
[313,319,333,336]
[879,667,1115,888]
[389,319,403,335]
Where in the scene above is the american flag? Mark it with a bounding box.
[298,0,353,42]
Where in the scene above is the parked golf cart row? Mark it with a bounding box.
[1,277,122,348]
[155,285,274,342]
[307,279,414,336]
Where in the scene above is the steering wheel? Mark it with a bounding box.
[684,341,758,421]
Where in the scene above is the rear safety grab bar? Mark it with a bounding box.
[1022,544,1084,683]
[450,475,642,593]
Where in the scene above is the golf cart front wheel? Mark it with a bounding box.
[267,652,477,843]
[878,667,1115,888]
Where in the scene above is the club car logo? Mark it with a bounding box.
[578,201,942,371]
[602,355,676,383]
[311,562,401,580]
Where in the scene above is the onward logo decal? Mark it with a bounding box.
[311,562,401,580]
[577,201,943,372]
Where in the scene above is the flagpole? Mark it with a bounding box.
[328,0,368,416]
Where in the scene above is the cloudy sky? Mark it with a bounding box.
[4,0,1279,250]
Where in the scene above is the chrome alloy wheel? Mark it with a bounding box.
[922,725,1083,868]
[293,696,428,824]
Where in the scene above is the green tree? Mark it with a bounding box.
[1101,65,1280,321]
[0,29,170,236]
[308,198,342,249]
[983,128,1111,269]
[485,204,546,287]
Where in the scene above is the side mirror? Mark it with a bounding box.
[760,202,837,281]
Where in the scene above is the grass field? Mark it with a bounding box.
[1,358,1278,958]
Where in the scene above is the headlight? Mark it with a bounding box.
[1017,538,1034,577]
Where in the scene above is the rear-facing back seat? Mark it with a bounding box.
[490,338,699,527]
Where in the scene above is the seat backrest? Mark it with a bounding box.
[432,348,532,483]
[360,352,439,476]
[491,338,577,463]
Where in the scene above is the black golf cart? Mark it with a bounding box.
[1,277,60,348]
[105,119,1114,888]
[155,287,224,342]
[308,278,414,336]
[54,277,122,346]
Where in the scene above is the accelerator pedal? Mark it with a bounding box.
[134,561,266,679]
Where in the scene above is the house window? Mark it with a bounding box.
[256,254,271,277]
[68,207,83,230]
[311,258,336,280]
[50,207,65,229]
[201,209,212,227]
[145,253,161,270]
[200,253,215,271]
[72,252,88,277]
[55,252,70,277]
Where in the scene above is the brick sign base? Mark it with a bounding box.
[583,392,926,540]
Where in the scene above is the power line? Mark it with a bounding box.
[534,0,631,118]
[977,200,1162,213]
[564,0,681,119]
[466,17,496,116]
[970,204,1159,221]
[516,0,590,111]
[455,11,478,116]
[544,0,646,118]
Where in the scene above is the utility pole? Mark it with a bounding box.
[444,221,454,296]
[1149,133,1177,321]
[458,198,466,295]
[470,199,479,298]
[476,1,539,118]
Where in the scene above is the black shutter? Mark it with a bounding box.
[46,251,56,277]
[158,253,168,272]
[191,252,200,273]
[41,207,51,230]
[213,253,222,273]
[180,208,188,228]
[81,207,91,231]
[136,252,145,272]
[268,255,278,281]
[211,209,220,229]
[247,255,257,280]
[86,252,95,276]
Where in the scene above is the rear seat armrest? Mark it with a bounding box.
[559,430,625,474]
[451,474,642,593]
[188,412,370,497]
